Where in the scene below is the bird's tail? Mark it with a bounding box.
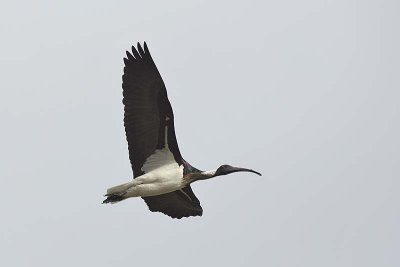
[102,194,125,204]
[102,181,134,204]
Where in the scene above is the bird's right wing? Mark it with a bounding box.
[143,185,203,219]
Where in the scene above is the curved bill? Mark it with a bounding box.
[231,167,262,176]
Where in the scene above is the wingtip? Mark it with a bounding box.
[137,42,145,56]
[131,45,141,59]
[126,51,134,60]
[143,42,150,56]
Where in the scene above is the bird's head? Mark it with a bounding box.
[214,164,261,177]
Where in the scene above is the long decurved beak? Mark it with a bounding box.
[230,167,262,176]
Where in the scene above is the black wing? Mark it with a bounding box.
[123,42,182,174]
[143,186,203,219]
[122,42,202,218]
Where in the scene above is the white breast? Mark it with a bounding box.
[122,147,184,197]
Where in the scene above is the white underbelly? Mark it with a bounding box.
[126,181,183,197]
[112,137,185,198]
[125,164,185,197]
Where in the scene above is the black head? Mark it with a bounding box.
[214,164,262,177]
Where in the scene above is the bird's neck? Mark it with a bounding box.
[201,169,217,178]
[182,169,217,185]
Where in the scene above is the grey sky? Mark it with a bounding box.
[0,0,399,266]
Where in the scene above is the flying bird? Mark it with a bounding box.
[103,42,261,219]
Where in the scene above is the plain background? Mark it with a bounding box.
[1,0,399,266]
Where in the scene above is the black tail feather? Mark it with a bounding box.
[102,194,124,204]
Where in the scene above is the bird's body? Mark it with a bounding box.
[107,126,185,198]
[103,42,261,219]
[107,166,184,198]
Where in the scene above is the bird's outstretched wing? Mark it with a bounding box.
[123,42,182,174]
[143,186,203,219]
[122,42,202,218]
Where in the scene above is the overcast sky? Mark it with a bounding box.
[0,0,399,266]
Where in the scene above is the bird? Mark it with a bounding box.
[103,42,261,219]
